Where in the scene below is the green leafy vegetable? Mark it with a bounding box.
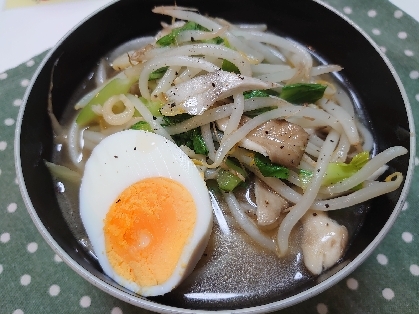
[245,107,277,117]
[221,59,240,74]
[254,152,289,179]
[162,113,208,154]
[130,121,153,132]
[76,77,135,127]
[156,21,224,46]
[162,113,193,126]
[172,128,209,155]
[191,130,209,155]
[216,158,247,191]
[148,67,169,80]
[243,89,280,99]
[204,36,224,45]
[157,21,208,46]
[242,90,280,116]
[322,151,369,186]
[279,83,327,104]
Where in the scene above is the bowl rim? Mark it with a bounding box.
[14,0,416,313]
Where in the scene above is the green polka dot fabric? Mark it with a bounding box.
[1,0,418,313]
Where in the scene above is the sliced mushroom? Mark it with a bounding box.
[243,117,308,168]
[301,210,348,275]
[255,179,289,227]
[217,116,308,168]
[160,70,276,116]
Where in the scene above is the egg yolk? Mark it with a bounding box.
[103,177,197,287]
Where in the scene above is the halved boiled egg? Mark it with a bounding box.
[79,130,213,296]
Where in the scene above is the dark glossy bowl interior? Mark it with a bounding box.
[16,0,414,312]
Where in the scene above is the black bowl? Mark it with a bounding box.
[15,0,415,312]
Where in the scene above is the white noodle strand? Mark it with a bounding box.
[224,93,245,137]
[310,65,343,76]
[224,192,277,252]
[319,99,360,145]
[176,26,228,43]
[126,94,173,141]
[277,130,339,255]
[230,30,312,75]
[151,66,181,97]
[319,146,407,195]
[157,43,252,76]
[201,123,216,161]
[331,133,350,162]
[357,120,374,152]
[102,94,135,126]
[139,56,219,99]
[247,41,286,64]
[83,130,105,145]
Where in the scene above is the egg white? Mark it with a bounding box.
[79,129,213,296]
